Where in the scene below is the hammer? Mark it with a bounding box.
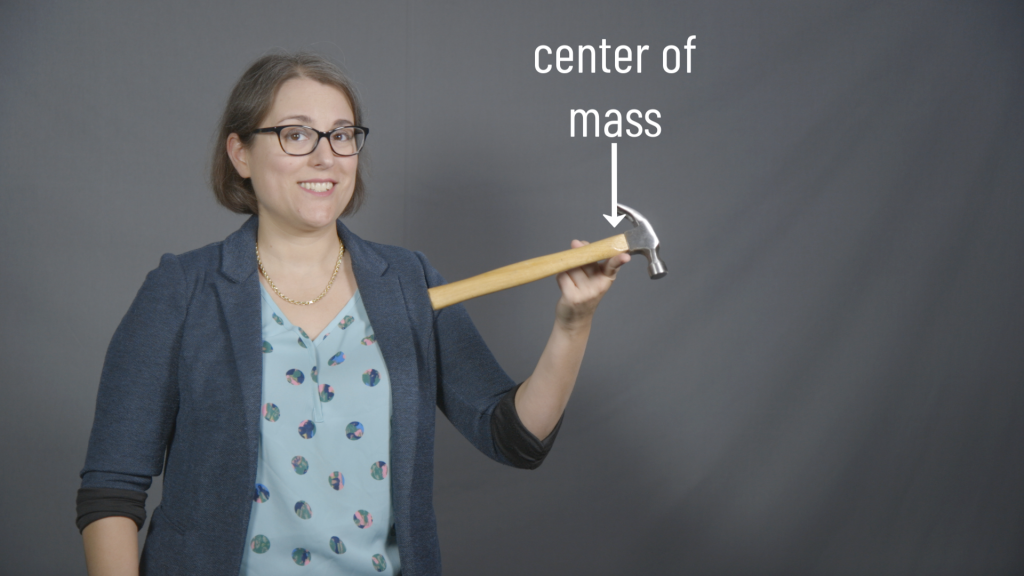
[429,203,666,310]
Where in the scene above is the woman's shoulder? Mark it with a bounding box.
[171,239,227,272]
[338,219,441,284]
[153,216,257,283]
[130,227,250,317]
[140,240,226,283]
[355,237,444,287]
[360,238,427,265]
[127,241,224,312]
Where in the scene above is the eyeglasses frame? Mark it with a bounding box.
[251,125,370,157]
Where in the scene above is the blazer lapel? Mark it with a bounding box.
[338,221,423,521]
[215,216,264,464]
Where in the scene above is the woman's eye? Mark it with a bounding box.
[282,128,310,141]
[331,130,352,142]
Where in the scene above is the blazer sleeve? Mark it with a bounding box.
[77,253,188,529]
[414,252,561,469]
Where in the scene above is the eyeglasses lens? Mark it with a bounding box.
[328,127,363,155]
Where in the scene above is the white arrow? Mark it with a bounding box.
[603,142,625,227]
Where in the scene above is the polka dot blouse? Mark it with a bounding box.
[240,285,400,575]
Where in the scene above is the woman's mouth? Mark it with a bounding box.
[299,181,335,193]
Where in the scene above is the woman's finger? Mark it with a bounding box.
[556,270,579,297]
[579,260,599,279]
[564,238,630,286]
[565,266,590,290]
[574,239,607,279]
[603,253,631,276]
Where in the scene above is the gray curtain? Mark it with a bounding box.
[1,1,1021,574]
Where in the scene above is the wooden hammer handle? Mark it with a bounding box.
[429,234,629,310]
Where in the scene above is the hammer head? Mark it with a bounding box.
[618,203,667,279]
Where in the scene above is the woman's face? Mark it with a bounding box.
[228,77,358,233]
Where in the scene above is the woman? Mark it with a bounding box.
[77,52,629,576]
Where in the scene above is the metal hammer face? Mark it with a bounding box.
[618,203,667,279]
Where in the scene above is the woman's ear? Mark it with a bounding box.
[226,133,251,179]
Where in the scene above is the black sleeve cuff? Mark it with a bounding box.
[76,488,147,533]
[490,382,564,469]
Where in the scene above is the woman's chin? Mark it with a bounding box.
[291,204,347,229]
[298,214,343,231]
[257,197,349,233]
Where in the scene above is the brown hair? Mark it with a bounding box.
[211,52,366,216]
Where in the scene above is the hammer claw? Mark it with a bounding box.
[619,203,667,279]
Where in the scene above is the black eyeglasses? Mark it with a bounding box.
[251,125,369,156]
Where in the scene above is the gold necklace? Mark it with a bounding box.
[255,239,345,306]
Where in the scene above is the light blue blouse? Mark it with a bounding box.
[240,285,401,575]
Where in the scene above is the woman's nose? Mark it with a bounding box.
[309,136,336,167]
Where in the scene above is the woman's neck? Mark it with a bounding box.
[255,214,343,273]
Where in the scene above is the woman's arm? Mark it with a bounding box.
[515,240,630,439]
[79,252,186,571]
[82,516,139,576]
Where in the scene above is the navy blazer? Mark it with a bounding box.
[81,216,528,575]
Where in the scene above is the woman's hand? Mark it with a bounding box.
[515,241,630,440]
[553,240,631,332]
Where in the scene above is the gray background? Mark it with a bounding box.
[2,1,1022,574]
